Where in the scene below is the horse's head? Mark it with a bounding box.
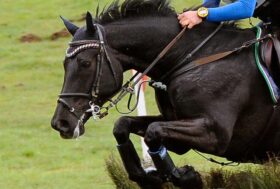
[51,12,123,139]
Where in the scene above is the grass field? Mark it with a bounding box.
[0,0,262,188]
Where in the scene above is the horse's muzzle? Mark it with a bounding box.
[51,118,85,139]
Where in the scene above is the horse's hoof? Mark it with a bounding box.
[173,165,203,189]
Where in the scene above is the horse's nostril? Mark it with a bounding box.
[58,120,71,132]
[52,119,71,133]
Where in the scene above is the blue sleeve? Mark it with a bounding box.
[206,0,257,22]
[203,0,220,8]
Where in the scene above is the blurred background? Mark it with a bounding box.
[0,0,255,188]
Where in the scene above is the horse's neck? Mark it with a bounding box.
[105,19,254,80]
[105,17,180,51]
[104,17,183,76]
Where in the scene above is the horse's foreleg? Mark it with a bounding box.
[144,117,228,189]
[144,117,228,155]
[113,116,164,188]
[113,115,164,143]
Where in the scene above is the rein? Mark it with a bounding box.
[117,23,225,114]
[102,26,188,115]
[106,23,229,115]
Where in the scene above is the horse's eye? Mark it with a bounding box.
[78,59,91,67]
[82,61,91,67]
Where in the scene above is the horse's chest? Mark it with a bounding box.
[155,86,203,120]
[166,81,207,118]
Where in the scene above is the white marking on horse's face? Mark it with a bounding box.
[72,122,81,139]
[72,114,86,139]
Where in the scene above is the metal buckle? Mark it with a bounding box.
[86,101,101,120]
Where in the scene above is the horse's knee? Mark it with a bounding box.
[113,116,131,144]
[144,123,163,150]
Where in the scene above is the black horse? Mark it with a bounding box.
[51,0,280,188]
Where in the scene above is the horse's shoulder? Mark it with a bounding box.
[154,90,177,120]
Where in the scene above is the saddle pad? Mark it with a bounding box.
[255,26,280,104]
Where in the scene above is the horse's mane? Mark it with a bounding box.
[96,0,176,24]
[95,0,239,29]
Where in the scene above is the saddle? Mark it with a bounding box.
[259,31,280,87]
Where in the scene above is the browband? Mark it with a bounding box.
[66,40,100,58]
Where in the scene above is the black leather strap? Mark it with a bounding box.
[95,24,118,84]
[69,40,100,47]
[59,93,91,98]
[160,23,224,82]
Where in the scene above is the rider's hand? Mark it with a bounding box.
[177,11,203,29]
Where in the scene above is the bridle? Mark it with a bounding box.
[57,24,118,136]
[57,20,188,129]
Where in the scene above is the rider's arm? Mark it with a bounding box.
[203,0,221,8]
[206,0,257,22]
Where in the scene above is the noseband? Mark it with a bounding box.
[57,24,117,128]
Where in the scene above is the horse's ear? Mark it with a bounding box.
[60,16,79,36]
[86,12,96,34]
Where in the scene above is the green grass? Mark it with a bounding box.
[106,154,280,189]
[0,0,267,189]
